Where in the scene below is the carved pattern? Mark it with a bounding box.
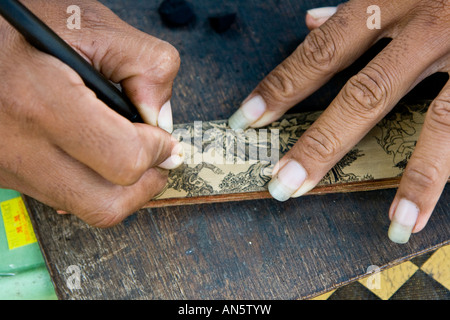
[153,102,429,201]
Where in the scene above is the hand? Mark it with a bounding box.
[0,0,183,227]
[228,0,450,243]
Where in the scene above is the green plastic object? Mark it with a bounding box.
[0,189,57,300]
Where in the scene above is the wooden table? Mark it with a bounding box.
[27,0,449,299]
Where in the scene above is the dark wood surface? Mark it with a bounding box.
[26,0,449,299]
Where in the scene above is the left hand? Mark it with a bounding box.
[228,0,450,243]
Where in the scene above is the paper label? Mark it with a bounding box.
[1,197,37,250]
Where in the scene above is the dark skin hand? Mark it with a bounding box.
[1,0,448,243]
[229,0,450,243]
[0,0,183,227]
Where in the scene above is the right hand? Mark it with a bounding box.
[0,0,183,227]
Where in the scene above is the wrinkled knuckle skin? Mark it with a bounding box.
[151,41,181,81]
[77,195,130,228]
[342,68,389,119]
[82,207,125,228]
[300,126,342,164]
[258,64,299,105]
[70,0,121,32]
[90,211,123,228]
[402,164,441,191]
[300,27,339,73]
[0,21,20,51]
[163,42,181,68]
[417,0,450,26]
[427,98,450,134]
[0,94,42,128]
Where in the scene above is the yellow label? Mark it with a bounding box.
[1,197,37,250]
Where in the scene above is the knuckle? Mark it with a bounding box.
[259,63,299,104]
[403,163,440,190]
[0,74,41,126]
[342,67,389,118]
[151,41,181,80]
[79,9,107,31]
[80,193,130,228]
[426,98,450,133]
[90,212,123,228]
[417,0,450,25]
[300,27,339,73]
[77,1,122,31]
[83,170,168,228]
[1,97,42,128]
[300,126,342,163]
[84,206,125,228]
[160,41,181,66]
[0,21,23,53]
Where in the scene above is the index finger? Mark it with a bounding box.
[32,54,181,187]
[229,1,398,130]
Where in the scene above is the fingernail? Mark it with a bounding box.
[138,104,159,127]
[388,199,419,244]
[56,210,68,214]
[158,100,173,133]
[228,95,266,130]
[158,142,184,170]
[291,181,316,198]
[268,160,307,202]
[307,6,337,20]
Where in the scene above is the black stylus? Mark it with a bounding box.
[0,0,143,123]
